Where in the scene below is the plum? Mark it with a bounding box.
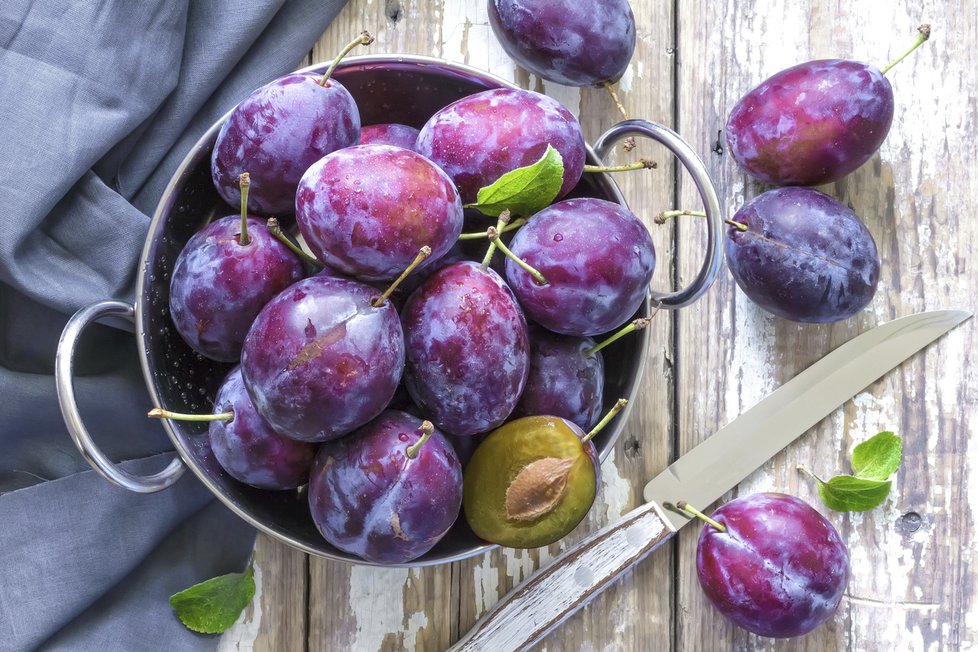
[725,60,893,186]
[211,72,360,215]
[512,326,604,431]
[415,88,586,203]
[308,410,462,564]
[295,144,463,281]
[505,198,655,336]
[725,187,880,323]
[488,0,636,88]
[695,493,850,638]
[359,123,421,151]
[401,261,530,436]
[208,367,316,490]
[168,211,304,362]
[240,274,404,442]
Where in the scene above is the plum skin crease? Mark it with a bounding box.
[696,493,850,638]
[307,410,462,564]
[725,59,894,186]
[168,216,304,362]
[506,198,655,336]
[240,274,404,443]
[401,261,530,437]
[487,0,636,87]
[416,87,586,204]
[211,72,360,215]
[208,367,317,491]
[725,187,880,323]
[295,144,464,281]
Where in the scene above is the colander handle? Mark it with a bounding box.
[593,119,724,309]
[55,300,185,493]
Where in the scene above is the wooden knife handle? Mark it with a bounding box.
[449,500,677,652]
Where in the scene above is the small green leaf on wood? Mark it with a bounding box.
[814,475,892,512]
[464,145,564,218]
[850,431,902,482]
[169,565,255,634]
[798,431,902,512]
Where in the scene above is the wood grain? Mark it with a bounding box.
[675,1,978,650]
[231,0,978,649]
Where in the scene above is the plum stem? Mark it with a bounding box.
[148,407,233,422]
[796,464,826,485]
[881,24,931,75]
[489,226,548,285]
[676,500,726,533]
[583,159,656,174]
[654,209,748,232]
[458,217,527,240]
[406,421,434,459]
[585,315,655,357]
[372,245,432,307]
[481,209,512,269]
[320,31,374,86]
[581,398,627,444]
[601,81,636,152]
[238,173,251,246]
[267,218,323,267]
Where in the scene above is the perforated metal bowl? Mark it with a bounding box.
[55,55,722,566]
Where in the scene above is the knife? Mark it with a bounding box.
[450,310,971,651]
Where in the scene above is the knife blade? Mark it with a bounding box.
[450,310,971,652]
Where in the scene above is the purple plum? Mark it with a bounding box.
[725,60,893,186]
[488,0,636,87]
[208,367,317,490]
[211,72,360,214]
[308,410,462,563]
[696,493,850,638]
[240,274,404,442]
[401,261,530,436]
[505,198,655,336]
[725,187,880,323]
[295,144,463,281]
[416,88,586,203]
[359,123,421,151]
[168,216,304,362]
[512,326,604,430]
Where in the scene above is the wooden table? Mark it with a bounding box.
[221,1,978,649]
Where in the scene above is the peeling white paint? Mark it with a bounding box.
[218,561,263,652]
[346,566,427,651]
[598,448,632,522]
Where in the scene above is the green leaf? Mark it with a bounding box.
[169,565,255,634]
[851,431,902,481]
[465,145,564,217]
[815,475,892,512]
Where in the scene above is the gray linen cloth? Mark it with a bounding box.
[0,1,347,649]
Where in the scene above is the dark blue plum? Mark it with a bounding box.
[725,187,880,323]
[168,216,304,362]
[401,261,530,436]
[512,326,604,430]
[211,73,360,215]
[505,198,655,336]
[308,410,462,563]
[241,275,404,442]
[359,123,420,151]
[416,88,586,204]
[726,60,894,186]
[488,0,636,87]
[208,367,316,490]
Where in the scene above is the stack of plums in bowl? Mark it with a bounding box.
[149,37,665,566]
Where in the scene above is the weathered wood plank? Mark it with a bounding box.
[675,1,978,650]
[448,1,678,650]
[221,533,308,652]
